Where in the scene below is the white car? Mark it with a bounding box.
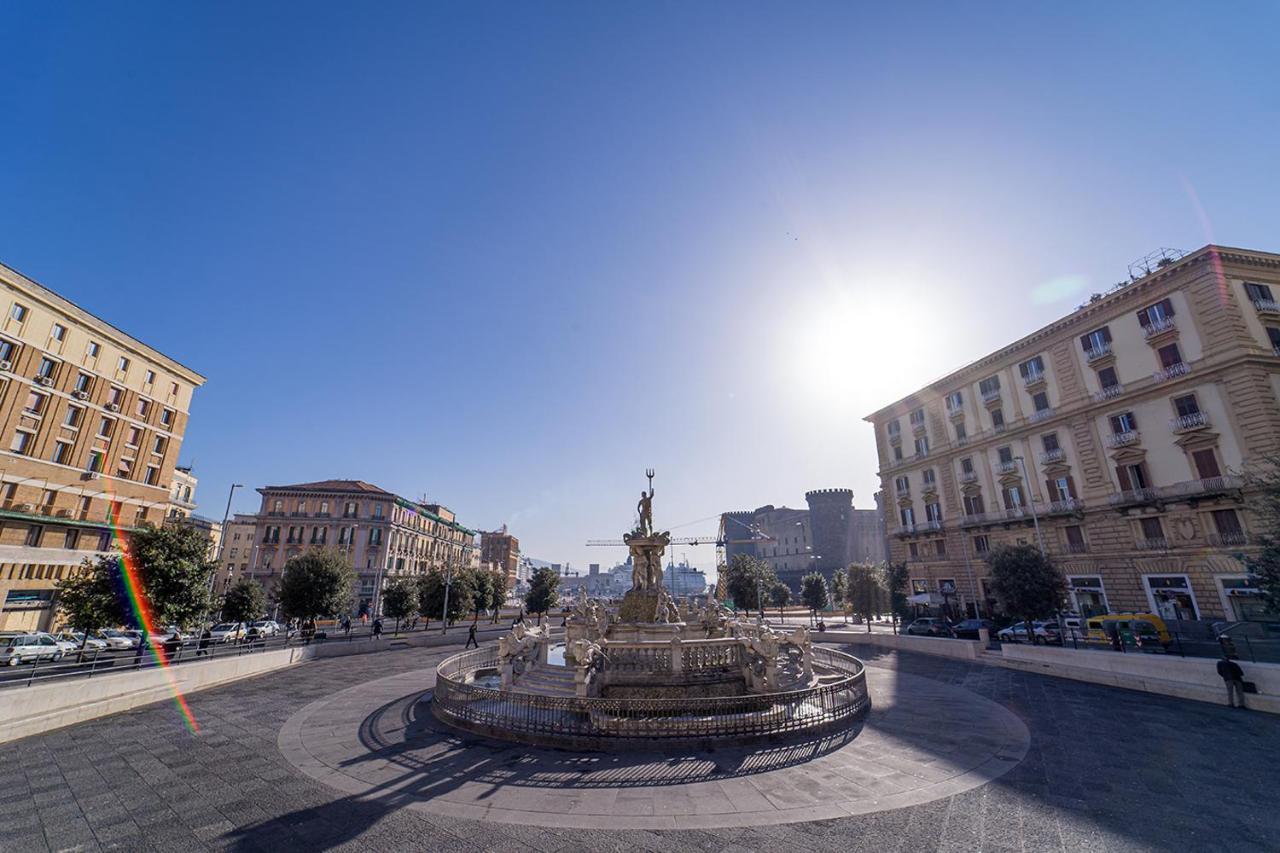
[42,632,80,653]
[54,631,108,652]
[208,622,246,643]
[1,633,64,666]
[96,629,136,650]
[997,621,1061,644]
[249,620,280,637]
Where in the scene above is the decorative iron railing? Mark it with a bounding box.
[432,646,869,747]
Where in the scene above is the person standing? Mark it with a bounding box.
[372,617,383,640]
[1217,655,1247,709]
[465,622,478,649]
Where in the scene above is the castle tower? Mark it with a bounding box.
[719,510,759,567]
[805,489,854,583]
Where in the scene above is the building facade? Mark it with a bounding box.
[246,480,478,616]
[865,244,1280,624]
[167,466,198,520]
[214,512,258,594]
[720,490,886,591]
[0,261,206,631]
[480,525,520,591]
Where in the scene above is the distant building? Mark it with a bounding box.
[480,525,520,591]
[168,466,198,520]
[214,513,258,594]
[183,515,221,562]
[720,489,886,590]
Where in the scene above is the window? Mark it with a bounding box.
[152,436,166,455]
[97,417,114,438]
[1173,394,1200,418]
[23,391,47,415]
[117,356,130,374]
[894,476,909,493]
[925,502,943,522]
[320,501,329,514]
[373,504,384,519]
[1018,356,1045,380]
[1080,326,1112,353]
[1042,433,1060,453]
[1212,509,1243,537]
[1139,517,1164,541]
[160,408,174,427]
[73,373,91,393]
[117,458,133,479]
[0,339,13,363]
[1117,462,1150,491]
[1267,328,1280,351]
[1097,365,1119,390]
[922,468,936,486]
[945,391,963,411]
[273,499,283,513]
[87,341,100,359]
[963,493,985,515]
[64,529,78,549]
[51,323,66,342]
[991,408,1005,430]
[170,381,179,397]
[1110,412,1137,434]
[1049,477,1074,501]
[87,450,104,473]
[886,418,901,438]
[136,398,151,418]
[960,457,974,474]
[125,426,141,447]
[51,441,71,465]
[908,542,919,558]
[899,506,916,527]
[10,303,27,323]
[892,445,903,461]
[1002,485,1024,510]
[10,430,33,455]
[338,527,350,545]
[144,370,155,385]
[914,436,929,456]
[973,535,990,554]
[935,540,947,557]
[909,408,925,426]
[1245,281,1274,304]
[369,528,382,546]
[297,500,307,514]
[1065,525,1086,550]
[25,525,42,547]
[37,357,57,378]
[954,421,967,441]
[997,446,1014,464]
[1192,449,1221,479]
[1032,391,1050,412]
[1157,342,1183,369]
[979,375,1000,396]
[1136,298,1175,327]
[343,501,358,518]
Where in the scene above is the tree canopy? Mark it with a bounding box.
[830,569,848,608]
[54,558,120,646]
[524,566,560,617]
[487,571,507,621]
[722,555,777,614]
[381,576,418,632]
[987,544,1066,634]
[769,581,791,615]
[221,577,267,624]
[846,563,885,632]
[127,523,217,628]
[1244,456,1280,615]
[277,548,356,621]
[801,572,829,615]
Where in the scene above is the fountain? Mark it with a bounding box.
[432,473,870,749]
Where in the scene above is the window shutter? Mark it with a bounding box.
[1065,476,1076,498]
[1161,298,1175,318]
[1136,307,1150,327]
[1116,465,1132,491]
[1045,479,1056,500]
[1080,334,1092,352]
[1101,326,1112,343]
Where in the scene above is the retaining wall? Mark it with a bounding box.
[823,629,982,660]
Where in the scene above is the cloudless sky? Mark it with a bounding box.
[2,2,1278,577]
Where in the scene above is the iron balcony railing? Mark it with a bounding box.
[1136,536,1170,551]
[1022,370,1046,389]
[1252,298,1280,314]
[1170,411,1209,432]
[1153,361,1191,382]
[1039,448,1065,465]
[1143,316,1177,338]
[1029,407,1055,423]
[1084,342,1113,362]
[1048,497,1083,514]
[1094,384,1124,402]
[1208,531,1250,548]
[1106,430,1140,448]
[1108,475,1244,508]
[995,460,1019,475]
[981,388,1001,405]
[959,471,979,484]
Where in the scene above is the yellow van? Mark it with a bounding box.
[1085,613,1172,649]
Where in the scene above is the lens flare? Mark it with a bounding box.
[107,498,200,734]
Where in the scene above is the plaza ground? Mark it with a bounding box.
[1,638,1277,852]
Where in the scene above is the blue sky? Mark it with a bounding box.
[2,2,1278,576]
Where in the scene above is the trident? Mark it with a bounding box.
[645,468,655,491]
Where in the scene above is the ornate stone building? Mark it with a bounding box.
[865,245,1280,623]
[480,525,520,592]
[0,261,206,631]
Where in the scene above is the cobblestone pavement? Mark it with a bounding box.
[1,639,1277,852]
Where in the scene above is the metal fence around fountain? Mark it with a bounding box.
[432,645,870,748]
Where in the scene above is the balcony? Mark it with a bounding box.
[1048,497,1083,515]
[1093,384,1124,402]
[1022,370,1046,390]
[1207,531,1249,548]
[947,406,964,421]
[1252,298,1280,315]
[1064,541,1089,554]
[1142,316,1177,341]
[886,428,901,443]
[1170,411,1209,433]
[1108,475,1244,508]
[1136,537,1170,551]
[959,471,979,485]
[1153,361,1190,382]
[1105,430,1140,449]
[1039,448,1065,465]
[894,524,917,537]
[1084,343,1113,363]
[911,420,928,436]
[995,460,1019,475]
[1029,407,1055,423]
[981,388,1001,406]
[922,519,944,532]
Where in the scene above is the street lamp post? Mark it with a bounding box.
[1014,457,1046,556]
[209,483,242,604]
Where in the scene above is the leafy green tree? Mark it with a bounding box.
[882,562,911,633]
[846,563,884,633]
[222,577,267,624]
[416,567,473,627]
[488,571,507,622]
[55,560,120,650]
[524,566,560,623]
[1244,456,1280,615]
[769,582,791,619]
[126,523,217,629]
[277,548,356,622]
[801,572,829,620]
[830,569,848,610]
[723,555,777,616]
[987,544,1066,642]
[380,577,418,634]
[416,568,445,628]
[467,568,494,623]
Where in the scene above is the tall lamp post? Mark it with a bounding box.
[1013,457,1046,555]
[209,483,242,602]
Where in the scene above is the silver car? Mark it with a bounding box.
[2,634,65,665]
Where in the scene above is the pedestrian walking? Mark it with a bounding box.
[372,617,383,640]
[1218,655,1247,709]
[341,615,351,637]
[163,631,182,662]
[197,628,211,657]
[465,622,478,649]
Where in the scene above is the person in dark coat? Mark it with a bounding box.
[197,628,211,657]
[465,622,478,649]
[372,618,383,640]
[1217,655,1247,709]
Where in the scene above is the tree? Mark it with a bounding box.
[769,582,791,618]
[488,571,507,622]
[125,523,217,629]
[416,567,472,627]
[722,555,777,616]
[54,559,120,650]
[987,544,1067,642]
[222,578,267,624]
[1244,456,1280,615]
[277,548,356,622]
[381,577,418,635]
[467,568,494,623]
[846,563,884,633]
[801,572,829,621]
[830,569,848,610]
[524,566,560,623]
[882,562,911,634]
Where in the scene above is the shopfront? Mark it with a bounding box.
[1143,574,1199,621]
[1067,575,1109,618]
[1216,575,1271,622]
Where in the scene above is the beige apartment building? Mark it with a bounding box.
[0,261,206,631]
[245,480,478,616]
[866,245,1280,625]
[214,512,259,593]
[480,526,520,591]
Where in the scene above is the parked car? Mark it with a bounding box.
[249,620,281,637]
[208,622,246,643]
[43,632,81,653]
[1085,613,1171,647]
[1,633,64,665]
[950,619,997,640]
[96,629,136,650]
[997,621,1061,644]
[54,631,108,652]
[905,617,952,637]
